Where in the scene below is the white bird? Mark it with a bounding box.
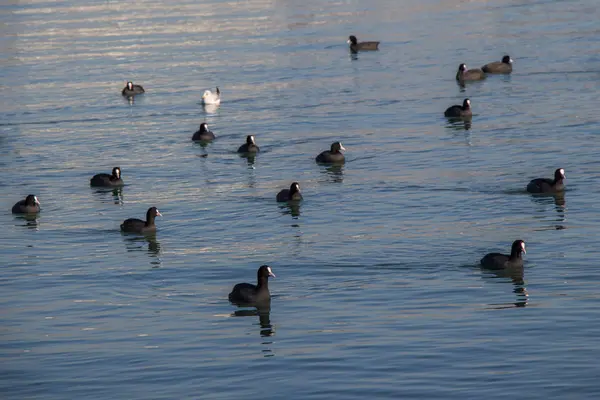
[202,87,221,105]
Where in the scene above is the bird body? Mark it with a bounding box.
[122,81,145,96]
[91,167,124,187]
[482,55,513,74]
[276,182,302,202]
[444,99,472,118]
[202,87,221,105]
[120,207,162,234]
[527,168,565,193]
[192,123,215,141]
[316,142,346,164]
[481,240,526,270]
[456,63,486,82]
[347,35,380,52]
[12,195,40,214]
[229,265,275,305]
[237,135,260,153]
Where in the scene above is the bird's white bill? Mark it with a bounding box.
[34,196,40,205]
[267,266,276,277]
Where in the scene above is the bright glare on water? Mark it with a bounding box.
[2,0,600,398]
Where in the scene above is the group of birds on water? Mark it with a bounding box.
[11,36,567,307]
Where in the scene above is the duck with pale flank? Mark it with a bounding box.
[122,81,145,96]
[237,135,260,153]
[444,99,472,118]
[481,240,526,270]
[120,207,162,234]
[347,35,380,52]
[91,167,124,187]
[482,55,513,74]
[192,123,215,141]
[202,87,220,105]
[229,265,275,306]
[456,63,486,83]
[316,141,346,164]
[276,182,302,202]
[12,195,40,214]
[527,168,565,194]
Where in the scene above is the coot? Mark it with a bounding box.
[347,35,380,52]
[237,135,260,153]
[120,207,162,234]
[527,168,565,194]
[444,99,472,118]
[276,182,302,202]
[482,55,513,74]
[90,167,124,187]
[316,142,346,164]
[122,81,145,96]
[229,265,275,305]
[192,123,215,141]
[456,63,486,82]
[12,195,40,214]
[202,87,221,105]
[480,240,526,270]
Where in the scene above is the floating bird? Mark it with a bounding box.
[481,240,526,270]
[90,167,124,187]
[120,207,162,234]
[444,99,472,118]
[347,35,380,52]
[482,55,513,74]
[228,265,275,305]
[192,123,215,141]
[456,63,486,82]
[121,81,145,96]
[316,142,346,164]
[276,182,302,202]
[202,87,221,105]
[12,195,40,214]
[527,168,566,194]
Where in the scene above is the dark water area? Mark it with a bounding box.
[2,0,600,398]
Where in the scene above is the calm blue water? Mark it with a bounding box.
[2,0,600,398]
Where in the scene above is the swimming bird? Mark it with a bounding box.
[480,240,526,270]
[456,63,486,82]
[316,142,346,164]
[444,99,472,118]
[229,265,275,305]
[527,168,566,194]
[192,123,215,141]
[237,135,260,153]
[347,35,380,52]
[276,182,302,202]
[12,195,40,214]
[90,167,124,187]
[202,87,221,105]
[120,207,162,234]
[482,55,513,74]
[121,81,145,96]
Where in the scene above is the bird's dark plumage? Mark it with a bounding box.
[444,98,472,118]
[527,168,566,194]
[481,240,526,270]
[276,182,302,202]
[316,142,346,164]
[482,55,513,74]
[237,135,260,153]
[12,195,40,214]
[348,35,380,52]
[229,265,275,305]
[120,207,162,234]
[456,63,486,82]
[192,123,215,141]
[90,167,124,187]
[122,81,145,96]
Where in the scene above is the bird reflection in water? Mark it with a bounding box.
[232,303,274,357]
[91,186,123,205]
[320,164,344,183]
[279,201,301,218]
[15,214,39,230]
[203,103,220,115]
[530,192,567,230]
[482,266,528,309]
[122,233,162,267]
